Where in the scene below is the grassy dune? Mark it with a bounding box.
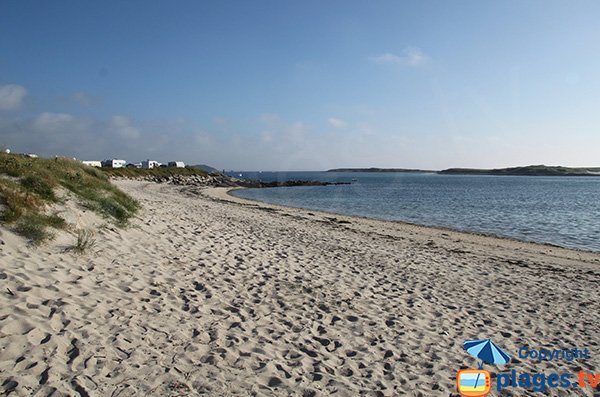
[0,153,139,244]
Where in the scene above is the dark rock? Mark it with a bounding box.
[267,377,282,387]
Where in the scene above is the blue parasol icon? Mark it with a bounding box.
[464,339,511,368]
[463,339,511,393]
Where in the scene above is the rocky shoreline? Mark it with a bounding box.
[112,173,350,188]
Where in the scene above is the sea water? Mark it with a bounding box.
[227,171,600,252]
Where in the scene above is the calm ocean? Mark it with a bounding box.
[227,171,600,252]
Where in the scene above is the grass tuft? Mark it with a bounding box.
[66,229,96,254]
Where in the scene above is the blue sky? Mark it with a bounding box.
[1,1,599,170]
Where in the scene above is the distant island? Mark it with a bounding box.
[327,167,436,173]
[439,165,600,176]
[328,165,600,176]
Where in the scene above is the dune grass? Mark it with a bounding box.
[0,153,139,244]
[64,228,96,254]
[13,213,67,244]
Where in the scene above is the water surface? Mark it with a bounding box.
[227,171,600,252]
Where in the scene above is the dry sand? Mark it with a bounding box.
[1,180,599,396]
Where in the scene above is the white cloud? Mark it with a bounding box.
[32,112,75,132]
[372,53,403,64]
[404,47,428,65]
[371,47,429,66]
[327,117,347,129]
[0,84,27,110]
[0,112,185,161]
[258,114,310,144]
[110,115,140,140]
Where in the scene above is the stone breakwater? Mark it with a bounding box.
[112,173,350,188]
[112,173,239,187]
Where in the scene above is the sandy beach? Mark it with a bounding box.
[1,180,599,396]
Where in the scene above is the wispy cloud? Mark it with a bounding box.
[110,115,141,140]
[0,84,27,111]
[259,113,308,145]
[371,47,429,66]
[56,92,103,107]
[327,117,348,129]
[1,112,145,159]
[32,112,75,132]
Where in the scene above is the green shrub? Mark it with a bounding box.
[13,213,64,244]
[20,175,57,202]
[0,178,41,222]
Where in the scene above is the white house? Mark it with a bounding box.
[141,159,161,169]
[101,159,127,168]
[168,161,185,168]
[82,160,102,167]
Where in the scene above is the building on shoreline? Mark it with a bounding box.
[101,159,127,168]
[82,160,102,167]
[83,158,185,169]
[141,159,161,169]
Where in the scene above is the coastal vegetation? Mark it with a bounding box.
[0,153,138,244]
